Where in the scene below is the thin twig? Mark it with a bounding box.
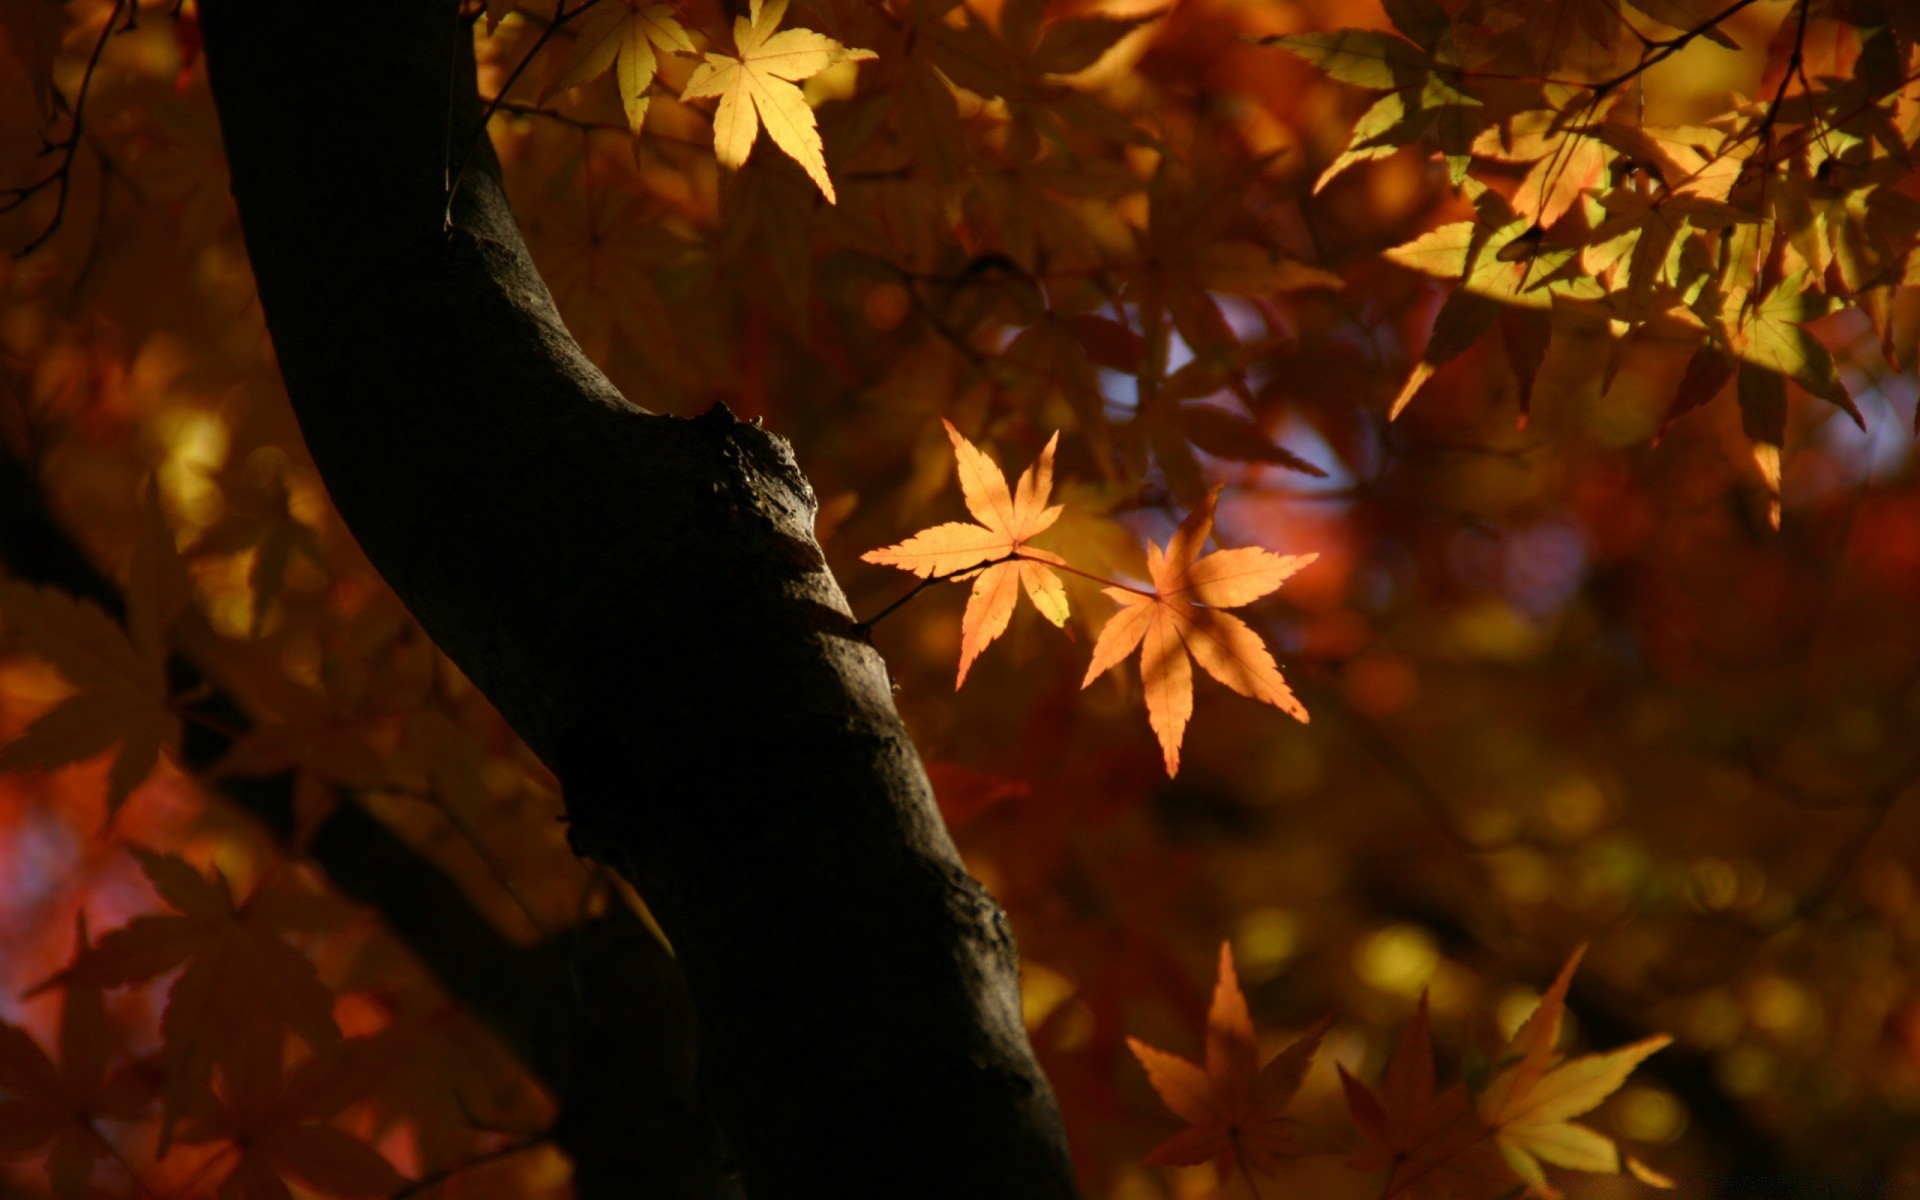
[489,96,629,135]
[389,1133,552,1199]
[1589,0,1766,96]
[1751,0,1809,152]
[4,0,129,258]
[445,0,605,224]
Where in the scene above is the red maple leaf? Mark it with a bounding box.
[1127,943,1334,1190]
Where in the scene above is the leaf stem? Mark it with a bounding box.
[855,549,1162,638]
[1049,559,1155,599]
[854,554,1018,635]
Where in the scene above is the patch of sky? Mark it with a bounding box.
[1501,516,1589,618]
[1353,537,1416,616]
[0,809,78,1020]
[1818,361,1914,479]
[1446,516,1589,619]
[1216,296,1271,345]
[1791,312,1917,508]
[1099,367,1139,418]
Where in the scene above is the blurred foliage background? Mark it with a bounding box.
[2,0,1919,1196]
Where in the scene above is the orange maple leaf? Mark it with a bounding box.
[1081,488,1314,775]
[862,421,1070,686]
[1340,949,1672,1199]
[1127,943,1334,1189]
[1477,947,1672,1198]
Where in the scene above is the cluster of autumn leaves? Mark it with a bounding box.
[0,849,1672,1200]
[0,854,406,1200]
[861,422,1315,775]
[1271,5,1920,526]
[862,429,1672,1196]
[1129,943,1670,1199]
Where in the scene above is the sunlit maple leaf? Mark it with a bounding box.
[1342,954,1671,1199]
[0,918,153,1200]
[680,0,874,203]
[543,0,696,135]
[863,421,1069,687]
[1127,943,1334,1186]
[40,849,341,1129]
[1376,183,1605,420]
[1081,488,1313,775]
[1263,28,1483,188]
[1472,103,1618,229]
[1725,272,1859,423]
[1477,947,1672,1198]
[0,581,181,817]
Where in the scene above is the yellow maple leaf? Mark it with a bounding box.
[863,421,1069,687]
[1127,943,1335,1185]
[544,1,697,135]
[1081,488,1313,775]
[1478,947,1673,1198]
[679,0,875,203]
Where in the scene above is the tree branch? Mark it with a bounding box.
[195,2,1077,1195]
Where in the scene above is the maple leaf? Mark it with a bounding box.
[1263,29,1484,189]
[1342,956,1672,1200]
[1338,994,1513,1200]
[863,421,1070,687]
[1725,273,1860,425]
[680,0,875,204]
[178,1036,406,1200]
[1472,103,1618,229]
[41,849,341,1129]
[543,0,696,135]
[1029,10,1163,76]
[1080,488,1313,775]
[0,919,153,1200]
[1476,947,1672,1198]
[1378,190,1604,419]
[1127,943,1334,1185]
[0,581,181,817]
[190,460,324,637]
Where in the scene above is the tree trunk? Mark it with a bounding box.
[195,3,1078,1196]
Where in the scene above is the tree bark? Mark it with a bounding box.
[196,3,1078,1197]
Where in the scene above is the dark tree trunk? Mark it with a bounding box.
[194,3,1078,1197]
